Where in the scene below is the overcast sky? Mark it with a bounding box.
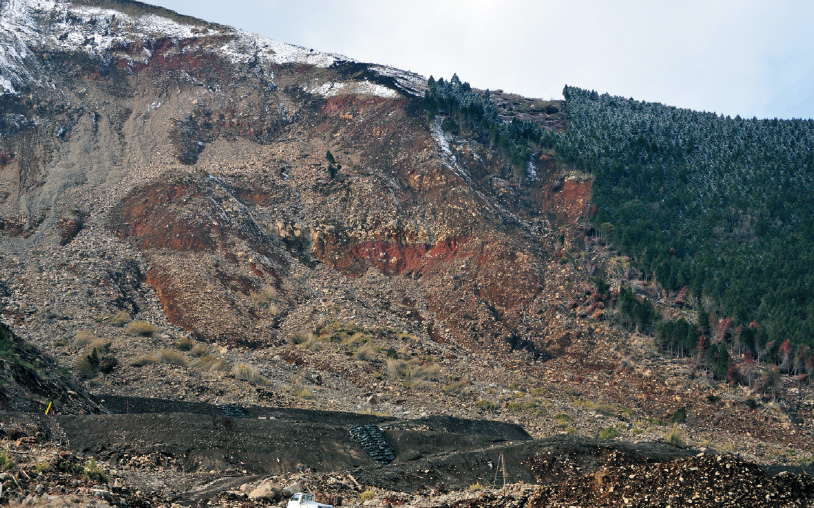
[149,0,814,120]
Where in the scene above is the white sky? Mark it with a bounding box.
[149,0,814,119]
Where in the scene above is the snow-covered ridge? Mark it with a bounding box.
[0,0,350,95]
[369,65,426,97]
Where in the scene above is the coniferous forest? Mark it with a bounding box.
[559,87,814,353]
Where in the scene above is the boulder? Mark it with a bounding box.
[248,482,283,501]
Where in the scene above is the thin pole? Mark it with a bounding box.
[501,452,507,489]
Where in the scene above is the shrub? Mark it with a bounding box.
[126,321,157,337]
[232,362,269,384]
[0,450,15,471]
[99,354,118,374]
[129,355,158,367]
[468,482,484,492]
[554,413,572,426]
[159,349,187,366]
[75,330,95,347]
[359,490,375,502]
[599,427,620,440]
[89,339,111,354]
[671,407,687,424]
[83,458,109,483]
[76,348,101,379]
[175,337,194,351]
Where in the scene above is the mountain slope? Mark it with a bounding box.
[0,0,813,493]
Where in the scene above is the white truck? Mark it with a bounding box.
[286,493,333,508]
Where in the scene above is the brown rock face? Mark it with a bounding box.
[77,42,571,352]
[110,174,286,343]
[0,0,582,370]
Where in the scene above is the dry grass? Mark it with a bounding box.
[76,350,99,379]
[341,331,369,348]
[302,337,322,352]
[189,343,209,357]
[386,358,410,380]
[554,413,572,426]
[110,310,130,326]
[353,343,376,361]
[666,426,684,447]
[75,330,95,347]
[158,349,187,366]
[476,399,498,411]
[126,321,157,337]
[129,355,158,367]
[289,333,308,345]
[231,362,269,385]
[387,358,441,388]
[249,286,279,315]
[443,376,471,394]
[175,337,194,351]
[285,384,314,399]
[191,354,230,371]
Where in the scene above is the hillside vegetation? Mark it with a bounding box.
[423,77,814,376]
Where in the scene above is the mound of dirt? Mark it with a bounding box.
[525,454,814,508]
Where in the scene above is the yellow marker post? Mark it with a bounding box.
[45,401,52,415]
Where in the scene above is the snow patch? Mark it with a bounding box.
[432,118,471,184]
[526,159,538,180]
[219,31,344,69]
[304,79,398,99]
